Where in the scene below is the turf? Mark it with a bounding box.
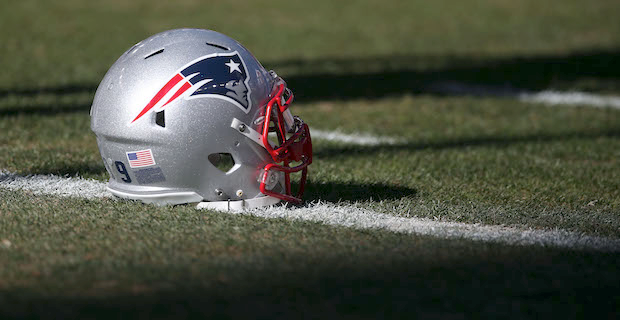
[1,190,619,318]
[1,0,620,318]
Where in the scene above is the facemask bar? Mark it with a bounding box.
[259,80,312,203]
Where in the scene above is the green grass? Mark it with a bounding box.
[1,190,619,318]
[2,95,618,235]
[1,0,620,318]
[2,0,620,88]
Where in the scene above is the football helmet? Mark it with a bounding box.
[90,29,312,210]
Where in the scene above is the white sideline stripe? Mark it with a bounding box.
[0,171,111,199]
[310,86,620,146]
[249,202,620,252]
[312,129,401,145]
[429,81,620,109]
[520,91,620,109]
[1,171,618,252]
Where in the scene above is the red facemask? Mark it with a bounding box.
[259,82,312,203]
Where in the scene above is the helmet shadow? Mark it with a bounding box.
[298,180,417,203]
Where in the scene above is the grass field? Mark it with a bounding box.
[1,0,620,318]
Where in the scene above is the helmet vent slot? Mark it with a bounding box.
[205,42,229,51]
[155,110,165,127]
[208,153,236,173]
[144,49,164,59]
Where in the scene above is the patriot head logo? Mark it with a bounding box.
[131,51,251,124]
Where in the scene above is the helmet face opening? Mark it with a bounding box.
[90,29,312,208]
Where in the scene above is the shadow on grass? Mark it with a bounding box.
[314,128,620,159]
[1,48,619,116]
[277,48,620,101]
[0,243,618,319]
[303,180,417,202]
[19,128,620,191]
[0,103,92,116]
[0,84,93,98]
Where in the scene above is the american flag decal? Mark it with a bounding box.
[126,149,156,168]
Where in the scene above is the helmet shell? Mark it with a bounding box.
[91,29,282,204]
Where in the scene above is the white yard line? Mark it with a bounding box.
[1,171,618,252]
[309,86,620,146]
[429,81,620,109]
[0,171,111,199]
[311,129,402,145]
[250,202,620,252]
[519,90,620,109]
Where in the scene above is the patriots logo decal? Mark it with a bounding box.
[131,51,251,124]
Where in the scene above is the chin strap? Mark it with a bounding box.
[195,195,281,212]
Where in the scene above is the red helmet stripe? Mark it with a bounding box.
[161,81,192,108]
[131,73,183,123]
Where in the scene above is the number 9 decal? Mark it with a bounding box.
[114,161,132,183]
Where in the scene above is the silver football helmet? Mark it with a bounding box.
[90,29,312,210]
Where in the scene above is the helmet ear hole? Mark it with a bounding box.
[155,111,165,127]
[208,153,236,173]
